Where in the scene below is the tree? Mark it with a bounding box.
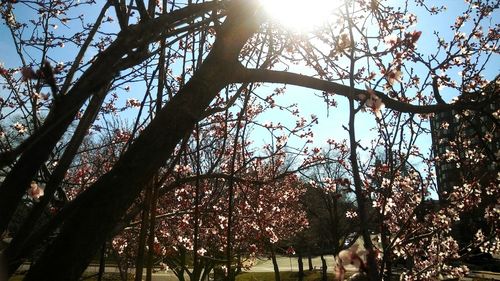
[301,147,360,258]
[0,0,498,280]
[112,136,310,281]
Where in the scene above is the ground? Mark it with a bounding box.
[9,255,500,280]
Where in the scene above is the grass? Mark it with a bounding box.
[235,271,336,281]
[9,273,134,281]
[9,271,494,281]
[234,271,493,281]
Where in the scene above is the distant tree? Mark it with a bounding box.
[301,147,360,257]
[110,96,314,281]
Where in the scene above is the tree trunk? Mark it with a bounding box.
[0,82,110,235]
[213,267,225,281]
[321,254,327,281]
[236,254,242,275]
[345,7,379,280]
[116,255,129,281]
[200,263,213,281]
[298,253,304,281]
[134,185,153,281]
[381,224,392,281]
[4,86,109,276]
[146,182,158,281]
[97,242,106,281]
[271,246,281,281]
[22,3,260,280]
[170,248,187,281]
[0,29,135,236]
[308,255,313,271]
[0,0,217,237]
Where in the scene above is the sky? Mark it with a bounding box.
[0,0,499,167]
[252,0,500,153]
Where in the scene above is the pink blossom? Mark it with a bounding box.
[384,34,398,47]
[28,182,44,200]
[386,68,402,85]
[126,98,141,108]
[363,85,385,118]
[12,122,27,134]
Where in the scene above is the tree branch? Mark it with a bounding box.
[234,67,493,114]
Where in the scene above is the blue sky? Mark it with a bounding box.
[252,0,499,151]
[1,0,498,163]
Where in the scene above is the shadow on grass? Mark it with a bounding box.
[236,271,336,281]
[9,273,134,281]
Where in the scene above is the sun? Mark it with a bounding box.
[259,0,342,31]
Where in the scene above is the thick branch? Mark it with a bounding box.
[22,2,261,280]
[3,83,110,276]
[0,1,222,236]
[235,68,493,114]
[135,0,151,20]
[111,0,129,29]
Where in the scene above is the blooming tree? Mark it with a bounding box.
[0,0,498,281]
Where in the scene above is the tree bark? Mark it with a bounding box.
[320,254,327,281]
[0,1,217,236]
[349,85,379,281]
[298,253,304,281]
[4,85,109,276]
[22,2,260,280]
[146,181,158,281]
[271,246,281,281]
[344,7,379,279]
[97,242,106,281]
[134,184,153,281]
[381,223,392,281]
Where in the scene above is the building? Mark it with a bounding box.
[430,77,499,246]
[431,78,499,199]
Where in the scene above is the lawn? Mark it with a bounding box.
[235,271,493,281]
[8,270,495,280]
[9,273,134,281]
[235,271,336,281]
[9,272,333,281]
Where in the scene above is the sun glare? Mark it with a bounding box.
[260,0,342,31]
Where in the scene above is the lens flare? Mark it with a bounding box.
[260,0,341,31]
